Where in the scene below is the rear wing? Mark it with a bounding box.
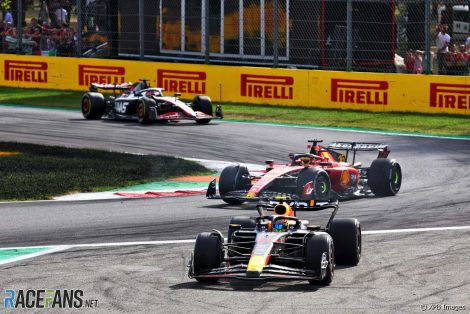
[327,142,390,164]
[89,82,132,93]
[327,142,387,151]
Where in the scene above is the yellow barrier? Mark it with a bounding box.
[0,54,468,115]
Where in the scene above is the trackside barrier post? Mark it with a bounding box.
[273,0,279,68]
[346,0,353,71]
[424,0,432,74]
[139,0,145,59]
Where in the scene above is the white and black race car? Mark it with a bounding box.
[81,79,223,124]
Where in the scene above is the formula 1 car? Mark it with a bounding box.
[81,79,223,124]
[207,139,401,204]
[188,199,361,284]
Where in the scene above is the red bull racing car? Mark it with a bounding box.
[81,79,223,124]
[188,199,361,284]
[207,140,402,205]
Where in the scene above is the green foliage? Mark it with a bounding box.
[0,142,208,201]
[0,0,11,10]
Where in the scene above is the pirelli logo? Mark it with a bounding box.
[4,60,48,83]
[331,79,388,105]
[241,74,293,99]
[157,69,206,94]
[78,65,125,86]
[430,83,470,109]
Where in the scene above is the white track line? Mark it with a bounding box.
[226,120,470,141]
[1,225,469,254]
[363,225,470,234]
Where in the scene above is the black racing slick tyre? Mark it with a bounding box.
[329,218,361,266]
[193,95,213,124]
[82,92,105,120]
[227,216,256,243]
[219,165,251,205]
[137,97,155,124]
[296,168,331,202]
[368,159,402,196]
[193,232,223,283]
[306,233,334,285]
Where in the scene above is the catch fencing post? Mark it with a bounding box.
[76,0,82,57]
[273,0,279,67]
[204,0,210,64]
[424,0,431,74]
[346,0,353,71]
[139,0,145,59]
[17,0,23,53]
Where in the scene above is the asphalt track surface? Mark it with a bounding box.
[0,106,469,313]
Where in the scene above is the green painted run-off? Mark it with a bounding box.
[0,247,51,262]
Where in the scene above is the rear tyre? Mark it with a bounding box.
[368,159,402,196]
[296,168,331,201]
[306,233,334,285]
[137,97,155,124]
[227,216,256,243]
[219,165,251,205]
[193,232,223,283]
[329,218,361,265]
[82,92,105,120]
[193,95,213,124]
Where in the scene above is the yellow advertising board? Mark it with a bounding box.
[0,54,468,115]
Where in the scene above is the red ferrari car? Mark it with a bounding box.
[207,140,402,205]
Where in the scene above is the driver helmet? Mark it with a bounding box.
[272,219,289,232]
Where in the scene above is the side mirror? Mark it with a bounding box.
[174,93,182,98]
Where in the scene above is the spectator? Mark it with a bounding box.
[466,31,470,69]
[433,24,451,74]
[466,31,470,54]
[413,50,424,74]
[62,0,72,24]
[38,1,50,26]
[404,50,416,74]
[3,9,13,25]
[55,7,68,28]
[0,20,5,52]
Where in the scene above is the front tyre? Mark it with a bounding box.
[82,92,105,119]
[296,168,331,201]
[227,216,256,243]
[193,232,223,283]
[368,159,402,196]
[193,95,213,124]
[306,233,334,285]
[219,165,251,205]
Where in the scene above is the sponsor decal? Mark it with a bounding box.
[303,181,314,195]
[157,69,206,94]
[4,60,48,83]
[241,74,293,99]
[331,79,388,105]
[430,83,470,109]
[78,65,125,86]
[3,289,98,309]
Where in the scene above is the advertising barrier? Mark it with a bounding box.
[0,54,468,115]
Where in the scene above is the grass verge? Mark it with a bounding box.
[0,142,209,201]
[0,87,469,136]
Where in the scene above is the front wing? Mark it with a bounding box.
[188,262,322,281]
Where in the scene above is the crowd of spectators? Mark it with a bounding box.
[1,0,77,57]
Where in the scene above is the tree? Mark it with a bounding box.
[0,0,12,10]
